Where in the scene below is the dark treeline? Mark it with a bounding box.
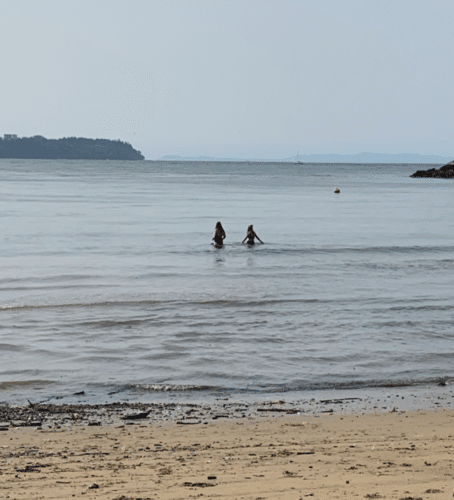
[0,136,144,160]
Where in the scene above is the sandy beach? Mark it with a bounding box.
[1,404,453,500]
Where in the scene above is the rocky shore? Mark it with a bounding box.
[0,399,360,431]
[411,159,454,178]
[1,383,452,431]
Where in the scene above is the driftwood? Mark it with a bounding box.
[257,408,298,413]
[120,410,151,420]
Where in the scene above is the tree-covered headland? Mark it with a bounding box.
[0,135,144,160]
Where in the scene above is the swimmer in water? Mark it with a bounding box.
[241,225,263,245]
[212,221,226,248]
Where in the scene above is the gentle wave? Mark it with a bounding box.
[193,245,454,256]
[2,295,450,312]
[0,380,54,391]
[127,383,218,392]
[0,298,319,311]
[87,377,453,396]
[0,300,165,311]
[0,376,449,399]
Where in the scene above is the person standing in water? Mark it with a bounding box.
[212,221,226,248]
[242,225,263,245]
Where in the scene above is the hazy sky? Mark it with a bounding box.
[1,0,453,159]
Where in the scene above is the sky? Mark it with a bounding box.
[1,0,454,160]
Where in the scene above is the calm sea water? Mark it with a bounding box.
[1,159,453,404]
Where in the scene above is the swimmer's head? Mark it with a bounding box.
[247,225,254,233]
[215,221,223,230]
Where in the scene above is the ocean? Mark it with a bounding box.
[1,159,453,405]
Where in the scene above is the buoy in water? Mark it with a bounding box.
[334,187,340,193]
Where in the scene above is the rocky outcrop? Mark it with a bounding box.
[411,160,454,178]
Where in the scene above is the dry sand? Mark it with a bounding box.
[1,409,453,500]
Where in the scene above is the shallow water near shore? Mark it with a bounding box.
[1,159,454,405]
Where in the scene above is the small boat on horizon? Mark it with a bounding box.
[294,150,303,164]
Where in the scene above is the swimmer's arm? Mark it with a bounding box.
[256,234,264,244]
[241,236,247,243]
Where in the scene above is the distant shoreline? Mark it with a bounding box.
[0,135,144,160]
[162,153,452,164]
[0,158,448,166]
[158,159,447,165]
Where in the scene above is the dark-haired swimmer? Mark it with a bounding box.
[212,221,226,248]
[241,225,263,245]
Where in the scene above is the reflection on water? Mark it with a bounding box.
[213,252,225,267]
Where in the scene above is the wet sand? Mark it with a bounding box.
[1,403,454,499]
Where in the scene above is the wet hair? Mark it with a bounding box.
[215,221,223,230]
[247,225,254,234]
